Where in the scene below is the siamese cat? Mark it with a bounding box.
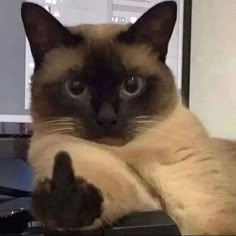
[21,1,236,234]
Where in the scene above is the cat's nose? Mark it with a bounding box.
[96,102,118,129]
[96,117,118,128]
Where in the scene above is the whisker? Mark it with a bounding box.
[134,116,151,120]
[35,117,76,128]
[134,116,163,122]
[39,120,73,124]
[32,117,86,138]
[37,117,74,124]
[35,125,75,131]
[35,123,74,128]
[135,120,156,124]
[42,116,73,121]
[41,131,76,136]
[41,128,74,133]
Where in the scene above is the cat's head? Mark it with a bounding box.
[22,1,178,145]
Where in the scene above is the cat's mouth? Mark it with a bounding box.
[94,137,127,146]
[81,121,129,146]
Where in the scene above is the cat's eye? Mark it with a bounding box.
[120,77,145,98]
[65,79,86,97]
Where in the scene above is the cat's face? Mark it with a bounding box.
[22,1,178,144]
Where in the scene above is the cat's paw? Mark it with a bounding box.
[31,151,103,229]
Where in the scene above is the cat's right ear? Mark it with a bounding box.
[118,1,177,62]
[21,2,81,69]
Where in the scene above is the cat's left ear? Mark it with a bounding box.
[119,1,177,61]
[21,2,80,68]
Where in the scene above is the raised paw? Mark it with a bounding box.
[31,151,103,229]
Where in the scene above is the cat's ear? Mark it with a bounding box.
[119,1,177,61]
[21,2,80,68]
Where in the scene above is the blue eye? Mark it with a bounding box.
[121,77,145,97]
[65,79,86,97]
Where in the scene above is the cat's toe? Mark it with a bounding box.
[31,151,103,229]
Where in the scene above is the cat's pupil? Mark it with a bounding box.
[124,77,139,93]
[68,79,84,96]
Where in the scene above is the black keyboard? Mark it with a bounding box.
[0,198,181,235]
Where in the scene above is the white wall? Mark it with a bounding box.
[190,0,236,139]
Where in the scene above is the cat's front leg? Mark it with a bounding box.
[29,135,160,230]
[117,148,236,235]
[32,151,103,229]
[149,162,236,235]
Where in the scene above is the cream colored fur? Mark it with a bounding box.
[29,133,161,229]
[115,103,236,234]
[29,102,236,235]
